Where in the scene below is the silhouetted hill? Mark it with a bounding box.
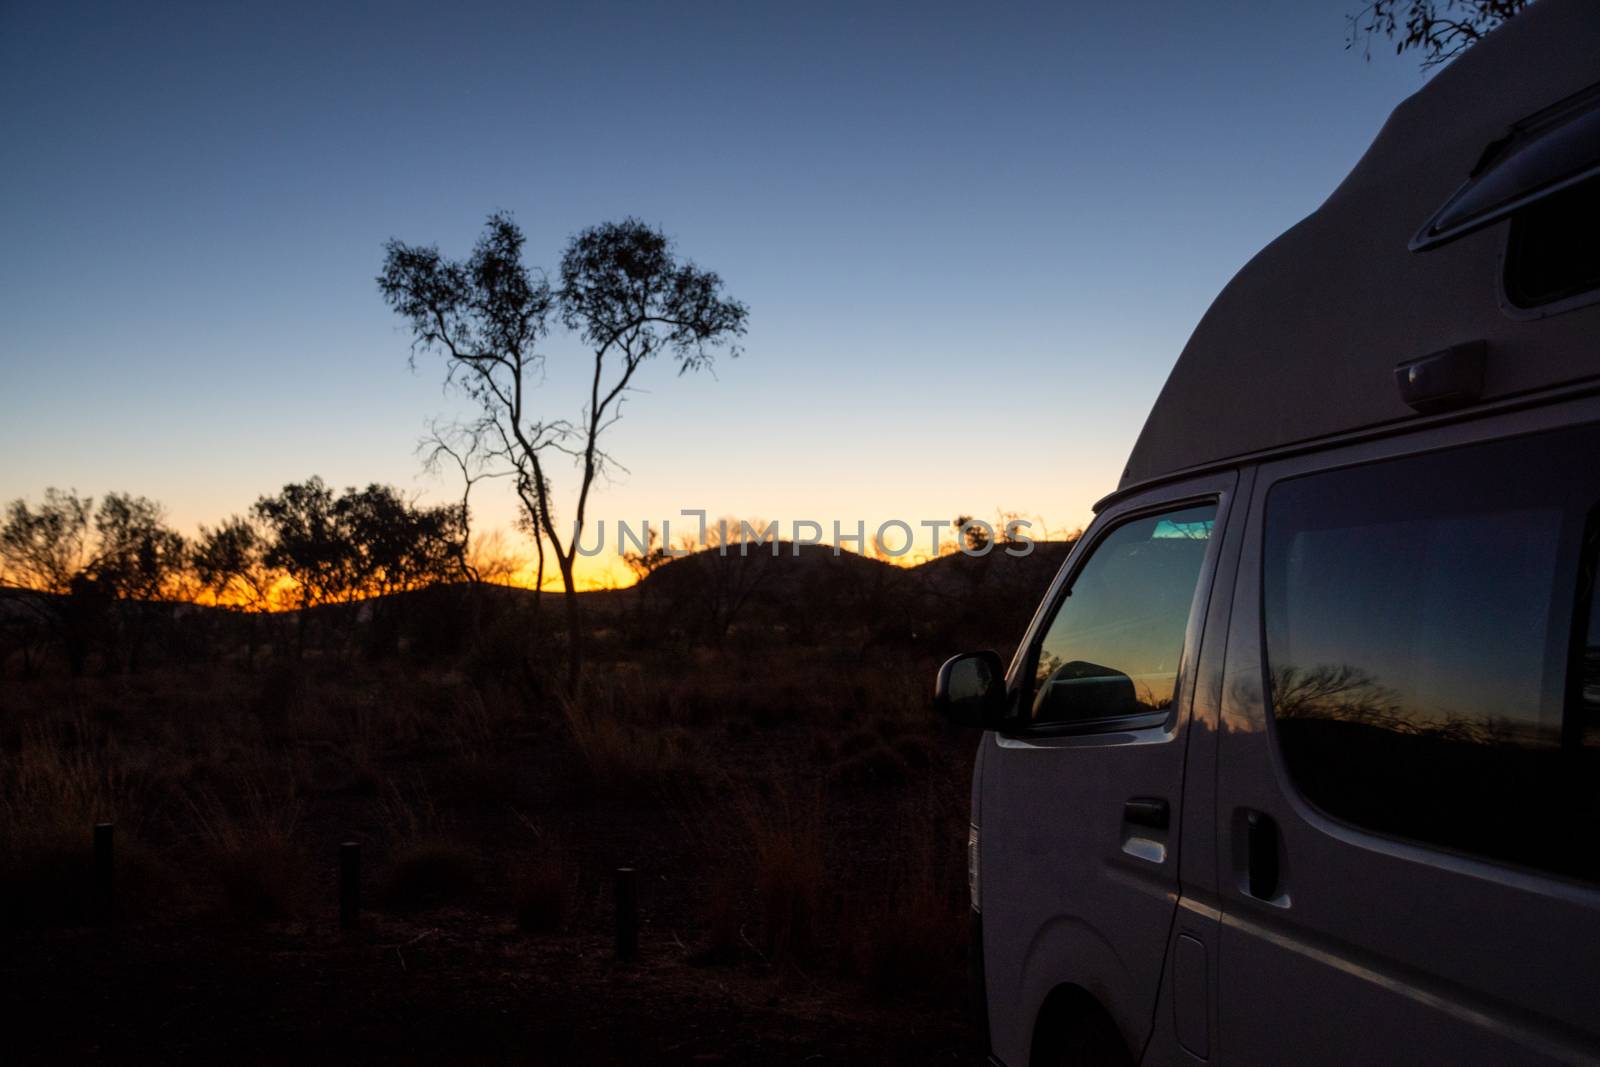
[0,537,1079,670]
[902,539,1074,599]
[630,538,1077,653]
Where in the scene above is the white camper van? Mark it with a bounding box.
[933,3,1600,1064]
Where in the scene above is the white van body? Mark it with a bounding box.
[950,3,1600,1063]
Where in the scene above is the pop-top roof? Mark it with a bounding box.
[1119,0,1600,492]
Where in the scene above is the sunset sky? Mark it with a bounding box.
[1,2,1425,586]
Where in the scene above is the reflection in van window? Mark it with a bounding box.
[1264,425,1600,883]
[1030,504,1214,726]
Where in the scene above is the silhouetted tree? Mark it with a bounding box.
[996,510,1035,547]
[954,515,992,554]
[338,483,460,599]
[193,516,276,611]
[89,493,187,602]
[379,214,748,686]
[252,477,461,655]
[0,488,93,594]
[0,489,187,672]
[421,422,489,585]
[622,523,670,585]
[420,420,514,639]
[378,215,557,610]
[0,489,93,673]
[1348,0,1528,69]
[463,530,524,586]
[546,220,747,675]
[193,514,278,662]
[87,493,188,671]
[336,483,461,656]
[253,478,353,653]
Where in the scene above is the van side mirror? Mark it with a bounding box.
[934,650,1008,729]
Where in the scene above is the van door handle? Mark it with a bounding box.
[1245,810,1280,900]
[1124,797,1169,830]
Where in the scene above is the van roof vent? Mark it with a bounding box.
[1412,81,1600,252]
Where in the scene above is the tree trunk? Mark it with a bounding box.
[533,525,546,619]
[559,555,582,691]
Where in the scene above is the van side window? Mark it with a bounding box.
[1503,172,1600,310]
[1028,504,1215,727]
[1263,424,1600,883]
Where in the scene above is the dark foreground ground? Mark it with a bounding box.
[1,551,1073,1063]
[6,915,975,1064]
[0,643,991,1064]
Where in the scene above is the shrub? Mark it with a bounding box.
[378,780,481,910]
[0,722,166,924]
[189,780,310,923]
[209,831,311,922]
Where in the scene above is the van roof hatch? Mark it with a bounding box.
[1411,81,1600,252]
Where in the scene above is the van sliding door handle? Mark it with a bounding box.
[1124,798,1169,830]
[1246,810,1281,900]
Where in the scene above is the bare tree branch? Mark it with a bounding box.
[1347,0,1527,69]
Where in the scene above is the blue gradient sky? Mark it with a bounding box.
[0,2,1425,579]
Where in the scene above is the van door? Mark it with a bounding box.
[981,471,1234,1067]
[1215,408,1600,1064]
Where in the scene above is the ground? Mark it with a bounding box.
[0,625,993,1065]
[7,916,978,1064]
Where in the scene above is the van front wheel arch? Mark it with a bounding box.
[1029,986,1133,1067]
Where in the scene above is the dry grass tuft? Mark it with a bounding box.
[380,781,481,910]
[209,834,311,922]
[0,720,167,924]
[189,777,310,922]
[745,787,826,962]
[559,689,708,804]
[848,805,968,993]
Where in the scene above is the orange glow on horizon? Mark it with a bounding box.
[4,520,1074,612]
